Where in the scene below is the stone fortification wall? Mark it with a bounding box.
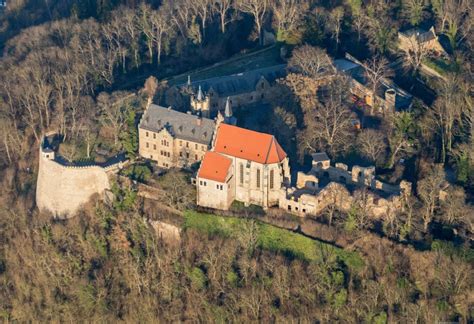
[36,151,111,218]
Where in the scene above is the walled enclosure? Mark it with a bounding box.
[36,142,117,218]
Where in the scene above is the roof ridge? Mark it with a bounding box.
[264,137,275,164]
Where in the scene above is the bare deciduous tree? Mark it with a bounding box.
[363,56,394,115]
[418,164,446,232]
[237,0,269,46]
[271,0,308,43]
[288,45,334,79]
[357,129,387,164]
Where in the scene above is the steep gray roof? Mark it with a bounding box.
[400,27,436,43]
[312,152,330,162]
[186,64,287,97]
[139,104,215,145]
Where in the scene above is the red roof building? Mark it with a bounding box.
[198,151,232,183]
[213,124,287,164]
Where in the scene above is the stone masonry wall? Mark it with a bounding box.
[36,151,111,218]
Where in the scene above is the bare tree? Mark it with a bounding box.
[387,112,416,168]
[298,77,354,156]
[427,75,464,163]
[190,0,213,38]
[363,56,394,115]
[98,92,128,147]
[213,0,235,33]
[328,7,345,48]
[288,45,334,79]
[402,0,426,26]
[402,36,431,75]
[417,164,446,232]
[432,0,471,49]
[237,0,269,46]
[271,0,308,43]
[151,7,174,65]
[357,129,387,164]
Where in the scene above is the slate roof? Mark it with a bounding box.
[400,27,436,43]
[214,124,287,164]
[333,58,413,110]
[139,104,215,145]
[198,151,232,183]
[185,64,287,97]
[312,152,330,163]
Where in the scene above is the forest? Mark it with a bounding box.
[0,0,472,322]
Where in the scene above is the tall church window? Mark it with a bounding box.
[256,169,261,188]
[270,170,274,189]
[240,164,244,185]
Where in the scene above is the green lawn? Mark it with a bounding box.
[168,44,284,85]
[423,57,459,75]
[184,211,365,271]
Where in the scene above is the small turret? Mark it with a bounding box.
[190,85,211,118]
[223,97,237,125]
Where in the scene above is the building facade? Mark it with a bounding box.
[138,104,217,168]
[398,26,447,56]
[176,64,287,117]
[196,124,290,210]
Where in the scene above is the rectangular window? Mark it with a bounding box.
[146,142,149,148]
[180,141,183,146]
[150,155,153,159]
[256,169,261,188]
[186,142,189,148]
[153,133,156,139]
[270,170,274,189]
[195,143,198,149]
[146,132,149,137]
[240,164,244,185]
[153,144,156,150]
[195,154,198,160]
[201,145,205,151]
[180,152,183,157]
[186,153,190,158]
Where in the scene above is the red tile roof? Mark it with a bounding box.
[198,151,232,183]
[214,124,287,164]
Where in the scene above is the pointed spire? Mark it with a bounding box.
[224,97,232,117]
[197,85,203,101]
[187,75,191,87]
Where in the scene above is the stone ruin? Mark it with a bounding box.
[279,152,412,218]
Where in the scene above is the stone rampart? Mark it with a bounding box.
[36,143,120,218]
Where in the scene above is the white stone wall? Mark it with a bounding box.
[196,170,235,210]
[36,152,110,218]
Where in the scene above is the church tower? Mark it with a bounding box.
[190,85,211,118]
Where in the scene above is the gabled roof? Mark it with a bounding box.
[214,124,287,164]
[185,64,287,98]
[198,151,232,183]
[139,104,215,145]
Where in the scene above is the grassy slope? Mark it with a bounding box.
[184,211,364,271]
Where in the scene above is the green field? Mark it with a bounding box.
[184,211,365,271]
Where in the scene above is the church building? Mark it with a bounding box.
[196,124,290,210]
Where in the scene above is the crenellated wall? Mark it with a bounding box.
[36,139,125,218]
